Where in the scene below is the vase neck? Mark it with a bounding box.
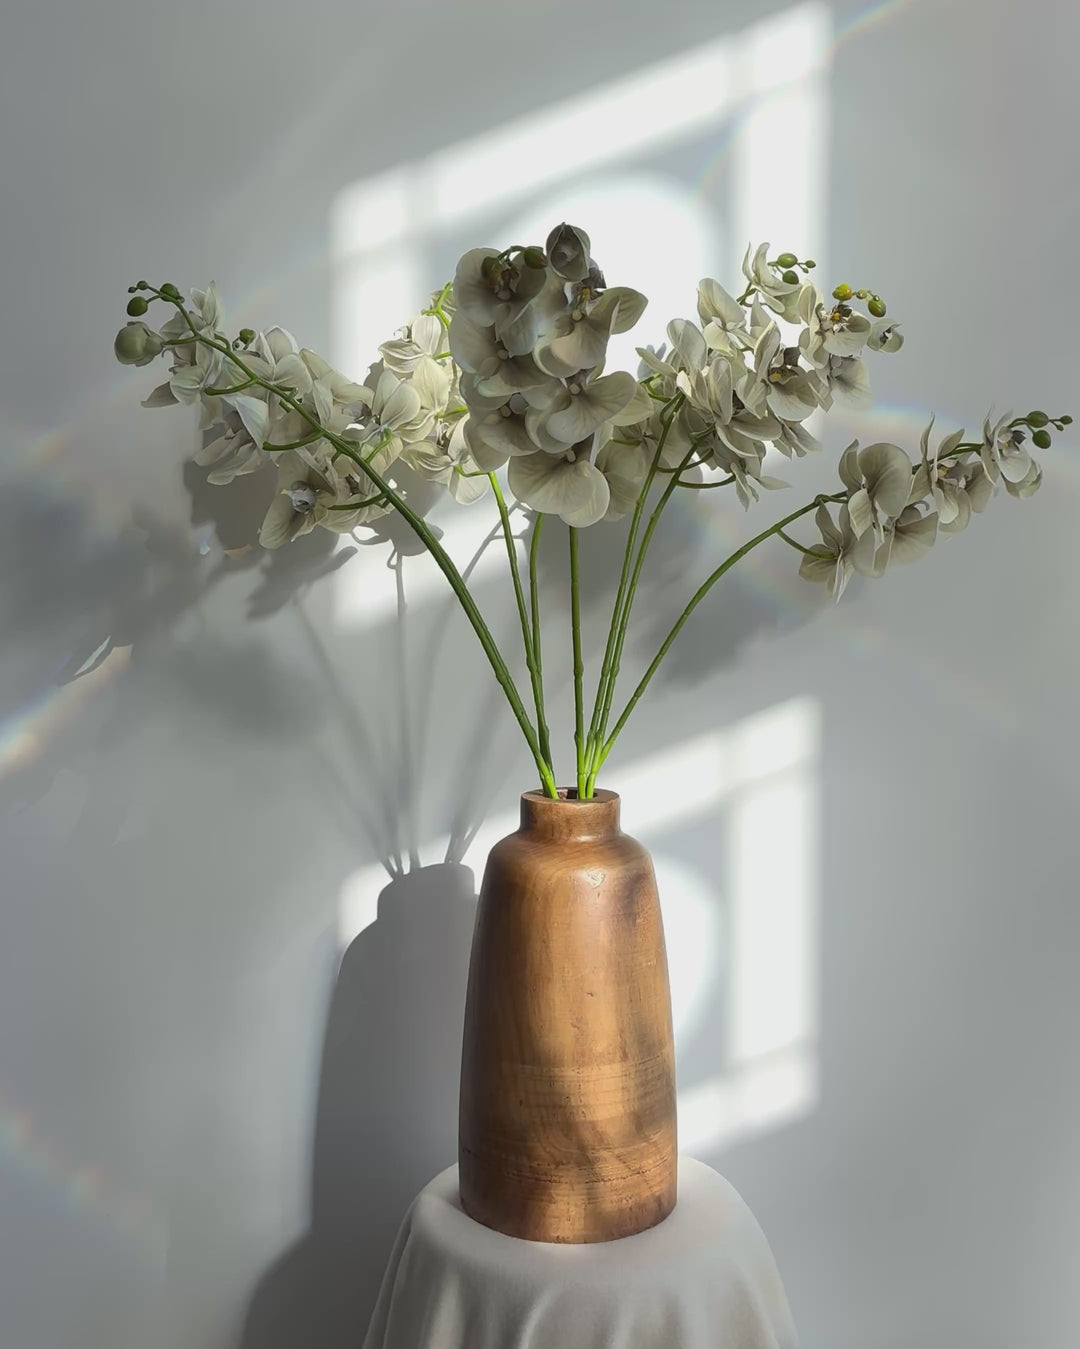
[518,789,621,843]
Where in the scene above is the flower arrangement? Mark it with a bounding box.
[114,224,1066,801]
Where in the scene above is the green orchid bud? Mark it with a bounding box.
[868,296,887,318]
[126,295,149,316]
[782,269,799,284]
[855,288,870,300]
[238,327,256,345]
[803,259,816,269]
[832,283,853,302]
[522,246,547,269]
[1026,410,1049,427]
[1032,429,1052,449]
[114,320,164,366]
[545,222,591,282]
[1061,414,1073,425]
[776,252,798,268]
[160,282,180,299]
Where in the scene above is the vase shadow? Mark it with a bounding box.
[235,861,478,1349]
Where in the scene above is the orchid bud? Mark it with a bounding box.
[803,259,817,269]
[776,252,798,268]
[160,282,180,299]
[126,295,149,316]
[545,222,591,282]
[1032,429,1052,449]
[114,321,164,366]
[832,283,853,302]
[868,296,887,318]
[1026,410,1048,427]
[1061,414,1073,425]
[782,270,799,284]
[238,327,256,345]
[522,246,547,269]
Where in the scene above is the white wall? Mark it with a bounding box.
[1,2,1078,1347]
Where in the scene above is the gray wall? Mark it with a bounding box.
[1,2,1078,1347]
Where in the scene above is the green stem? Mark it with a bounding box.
[569,526,587,800]
[776,526,815,555]
[586,435,700,794]
[678,475,736,490]
[205,377,256,396]
[593,494,844,774]
[158,292,557,798]
[490,474,554,778]
[584,393,683,777]
[528,513,548,735]
[264,432,324,452]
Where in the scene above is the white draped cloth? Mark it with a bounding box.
[362,1157,797,1348]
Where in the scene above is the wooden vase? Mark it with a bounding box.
[458,788,677,1243]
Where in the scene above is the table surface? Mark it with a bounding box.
[362,1156,798,1348]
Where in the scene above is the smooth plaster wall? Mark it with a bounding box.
[1,2,1078,1347]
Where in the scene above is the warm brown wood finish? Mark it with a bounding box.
[459,789,677,1243]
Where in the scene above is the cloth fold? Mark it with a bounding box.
[362,1157,797,1348]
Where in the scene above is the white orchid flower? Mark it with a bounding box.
[636,343,678,384]
[194,403,268,485]
[507,446,611,527]
[868,319,904,353]
[365,368,427,452]
[799,289,872,365]
[594,439,651,520]
[534,286,647,379]
[715,409,783,461]
[873,504,938,573]
[527,371,639,453]
[167,341,223,404]
[300,348,371,406]
[467,401,540,471]
[823,354,872,409]
[798,503,877,600]
[980,412,1034,484]
[259,451,344,548]
[710,440,789,511]
[452,247,550,345]
[741,243,804,320]
[403,418,489,505]
[839,440,913,541]
[747,324,821,424]
[696,277,747,335]
[909,416,991,533]
[773,420,822,458]
[448,313,548,397]
[1004,458,1043,500]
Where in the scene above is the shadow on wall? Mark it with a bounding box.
[236,862,478,1349]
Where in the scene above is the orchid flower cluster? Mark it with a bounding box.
[114,224,1067,800]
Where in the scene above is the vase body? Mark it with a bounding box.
[458,788,677,1243]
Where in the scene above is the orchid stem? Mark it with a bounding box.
[594,494,845,772]
[569,526,587,800]
[491,473,554,778]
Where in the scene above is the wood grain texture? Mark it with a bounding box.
[459,789,677,1243]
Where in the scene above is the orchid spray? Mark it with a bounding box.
[114,225,1066,799]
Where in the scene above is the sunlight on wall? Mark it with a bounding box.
[338,696,820,1155]
[330,1,830,632]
